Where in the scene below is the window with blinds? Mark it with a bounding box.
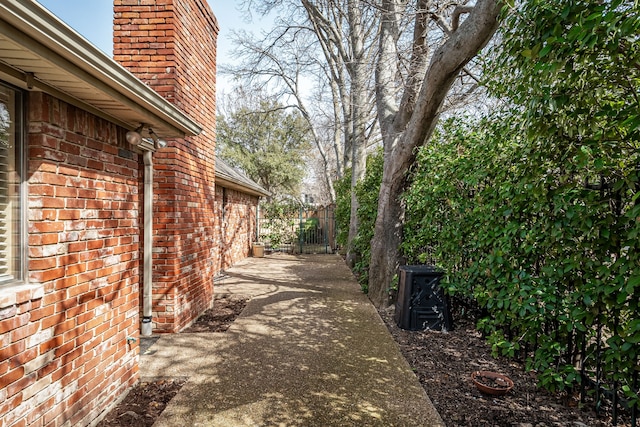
[0,83,22,284]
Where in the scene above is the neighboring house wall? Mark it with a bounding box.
[114,0,219,333]
[0,92,139,427]
[216,187,258,272]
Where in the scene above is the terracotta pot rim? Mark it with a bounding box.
[471,370,514,395]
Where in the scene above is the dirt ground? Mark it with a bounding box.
[378,307,630,427]
[181,294,248,333]
[98,294,630,427]
[96,378,186,427]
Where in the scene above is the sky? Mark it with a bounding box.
[36,1,265,74]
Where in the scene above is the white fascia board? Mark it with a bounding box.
[0,0,202,137]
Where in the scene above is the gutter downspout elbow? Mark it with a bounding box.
[141,150,153,336]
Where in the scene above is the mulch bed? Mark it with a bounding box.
[181,294,248,333]
[96,378,186,427]
[379,307,630,427]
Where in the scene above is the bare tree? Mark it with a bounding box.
[368,0,503,307]
[224,9,340,199]
[299,0,380,266]
[228,0,381,266]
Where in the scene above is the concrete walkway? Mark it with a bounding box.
[141,254,445,426]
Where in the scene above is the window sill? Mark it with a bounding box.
[0,283,45,309]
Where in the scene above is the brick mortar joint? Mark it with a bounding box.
[0,284,46,310]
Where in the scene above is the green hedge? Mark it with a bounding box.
[334,152,384,292]
[404,111,639,400]
[400,0,640,402]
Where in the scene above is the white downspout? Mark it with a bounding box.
[141,150,153,336]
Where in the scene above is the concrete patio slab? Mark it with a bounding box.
[141,254,445,426]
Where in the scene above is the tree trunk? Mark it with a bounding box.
[345,173,359,268]
[345,0,369,267]
[368,156,406,307]
[368,0,502,308]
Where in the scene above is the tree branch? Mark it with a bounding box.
[394,0,431,131]
[451,5,474,32]
[395,0,502,171]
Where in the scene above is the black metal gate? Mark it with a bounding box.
[257,206,336,254]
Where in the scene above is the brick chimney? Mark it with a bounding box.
[114,0,219,332]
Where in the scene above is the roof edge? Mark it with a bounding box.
[0,0,202,136]
[215,158,270,198]
[216,176,270,198]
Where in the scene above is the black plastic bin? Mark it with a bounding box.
[394,265,453,331]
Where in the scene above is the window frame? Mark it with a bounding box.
[0,79,27,287]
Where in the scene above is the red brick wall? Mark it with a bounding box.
[114,0,219,332]
[216,187,259,272]
[0,92,140,427]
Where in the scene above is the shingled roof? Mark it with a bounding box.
[215,158,270,198]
